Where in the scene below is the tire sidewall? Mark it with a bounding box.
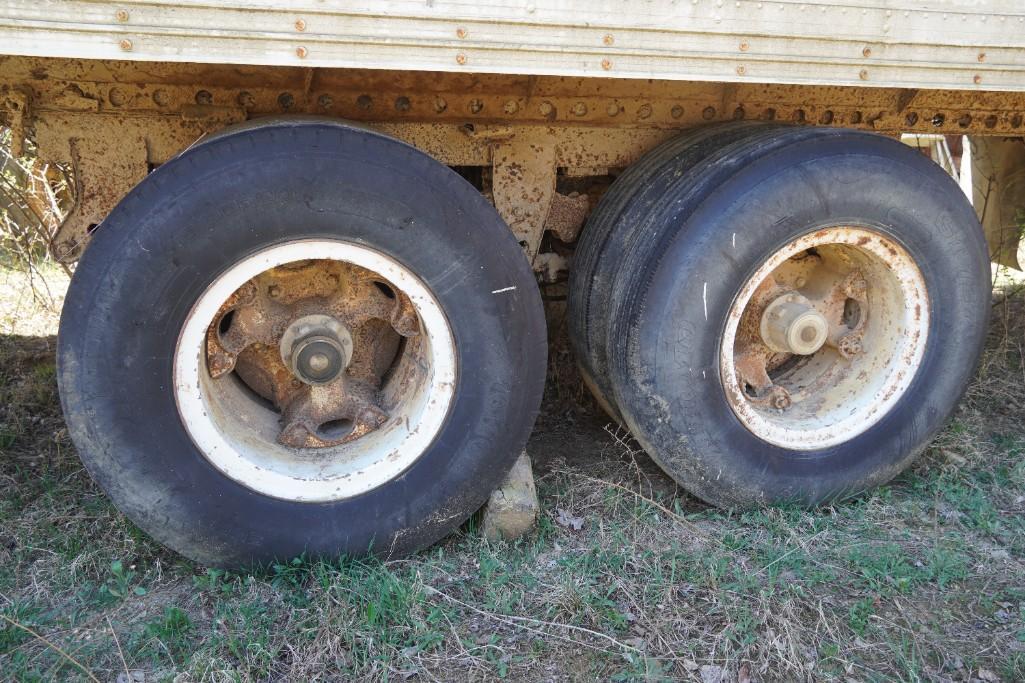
[58,121,546,566]
[614,133,989,505]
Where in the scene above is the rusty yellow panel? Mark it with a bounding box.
[6,57,1025,138]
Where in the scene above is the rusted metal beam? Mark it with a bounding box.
[4,57,1025,136]
[6,56,1025,263]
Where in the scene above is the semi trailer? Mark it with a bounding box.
[1,1,1023,566]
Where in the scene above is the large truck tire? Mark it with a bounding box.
[570,125,990,507]
[569,122,786,421]
[57,119,547,567]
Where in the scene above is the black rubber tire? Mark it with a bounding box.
[590,126,990,507]
[568,122,787,420]
[57,119,547,567]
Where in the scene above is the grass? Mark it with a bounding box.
[1,263,1025,682]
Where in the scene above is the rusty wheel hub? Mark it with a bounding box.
[280,314,353,385]
[174,240,457,502]
[721,227,929,450]
[205,259,419,449]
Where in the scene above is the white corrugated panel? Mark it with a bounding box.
[1,1,1024,90]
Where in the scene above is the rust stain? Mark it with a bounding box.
[2,54,1023,264]
[204,259,422,450]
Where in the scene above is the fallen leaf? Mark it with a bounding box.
[555,508,584,530]
[115,672,145,683]
[700,664,724,683]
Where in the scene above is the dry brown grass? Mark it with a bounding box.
[1,265,1024,682]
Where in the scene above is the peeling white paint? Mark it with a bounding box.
[719,227,929,451]
[174,239,457,502]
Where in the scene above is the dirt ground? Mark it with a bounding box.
[1,265,1025,682]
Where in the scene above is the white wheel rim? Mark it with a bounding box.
[720,227,929,450]
[173,240,457,502]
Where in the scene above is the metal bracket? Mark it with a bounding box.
[1,86,31,157]
[491,135,558,260]
[53,133,148,261]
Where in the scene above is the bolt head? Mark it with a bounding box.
[456,53,467,65]
[839,335,863,358]
[295,46,308,59]
[294,18,306,31]
[115,9,129,22]
[771,392,792,411]
[119,38,132,51]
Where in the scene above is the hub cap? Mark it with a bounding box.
[174,240,456,502]
[280,314,354,385]
[720,227,929,450]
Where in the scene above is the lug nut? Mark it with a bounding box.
[838,334,863,358]
[770,389,792,411]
